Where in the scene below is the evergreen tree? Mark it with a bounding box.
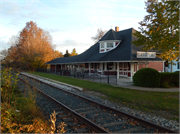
[64,50,70,57]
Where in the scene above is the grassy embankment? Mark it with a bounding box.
[28,71,179,121]
[1,68,66,133]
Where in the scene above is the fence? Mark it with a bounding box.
[36,68,117,85]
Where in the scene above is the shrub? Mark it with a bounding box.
[173,71,179,74]
[1,68,19,103]
[1,67,67,133]
[160,72,179,87]
[133,68,161,87]
[161,81,171,88]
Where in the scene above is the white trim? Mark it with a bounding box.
[100,42,105,48]
[99,40,121,43]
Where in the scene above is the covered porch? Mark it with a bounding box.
[49,61,143,82]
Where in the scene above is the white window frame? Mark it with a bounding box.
[100,43,105,48]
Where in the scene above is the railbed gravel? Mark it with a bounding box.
[19,73,179,132]
[18,80,75,133]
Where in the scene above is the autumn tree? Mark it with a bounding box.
[70,48,78,56]
[7,21,55,70]
[54,50,63,59]
[64,50,70,57]
[91,28,107,43]
[132,0,179,62]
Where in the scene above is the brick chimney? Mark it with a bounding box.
[115,26,119,32]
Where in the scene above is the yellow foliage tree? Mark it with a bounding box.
[70,48,78,57]
[7,21,55,70]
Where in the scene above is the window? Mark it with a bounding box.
[99,41,120,53]
[101,43,105,48]
[107,43,113,48]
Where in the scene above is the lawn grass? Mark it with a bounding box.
[27,72,179,121]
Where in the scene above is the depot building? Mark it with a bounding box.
[45,27,164,81]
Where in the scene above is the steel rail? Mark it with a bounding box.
[19,73,177,133]
[19,77,108,133]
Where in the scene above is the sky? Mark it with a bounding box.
[0,0,148,55]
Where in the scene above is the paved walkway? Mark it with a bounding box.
[87,78,179,92]
[113,84,179,92]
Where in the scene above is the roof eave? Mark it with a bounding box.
[99,40,122,43]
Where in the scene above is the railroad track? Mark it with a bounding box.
[18,77,107,133]
[18,73,177,133]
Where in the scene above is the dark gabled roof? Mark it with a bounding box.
[45,28,162,65]
[99,29,123,41]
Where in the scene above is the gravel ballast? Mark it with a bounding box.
[19,73,179,132]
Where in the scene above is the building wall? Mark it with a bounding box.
[139,62,163,72]
[167,60,180,72]
[50,65,55,72]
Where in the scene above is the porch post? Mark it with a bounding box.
[163,61,164,72]
[137,63,139,71]
[117,62,119,79]
[100,63,102,70]
[104,63,107,70]
[78,64,80,71]
[122,62,124,76]
[130,63,134,82]
[89,63,91,76]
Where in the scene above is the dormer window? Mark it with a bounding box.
[98,28,123,53]
[100,43,105,48]
[99,41,121,53]
[107,43,113,48]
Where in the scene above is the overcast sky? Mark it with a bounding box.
[0,0,148,54]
